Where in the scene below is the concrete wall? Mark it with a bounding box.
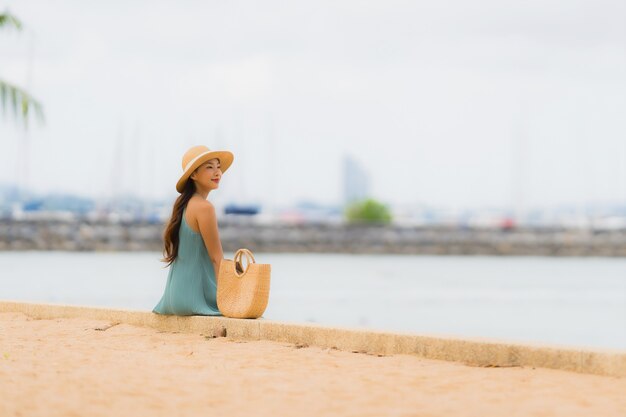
[1,300,624,377]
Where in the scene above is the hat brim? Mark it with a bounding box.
[176,150,234,193]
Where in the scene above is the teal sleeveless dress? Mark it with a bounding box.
[152,207,223,316]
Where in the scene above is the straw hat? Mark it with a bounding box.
[176,145,234,193]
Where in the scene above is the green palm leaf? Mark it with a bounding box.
[0,11,22,30]
[0,11,44,128]
[0,80,44,127]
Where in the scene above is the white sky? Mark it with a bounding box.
[0,0,625,211]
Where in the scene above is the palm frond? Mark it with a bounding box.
[0,11,43,129]
[0,11,23,30]
[0,80,44,128]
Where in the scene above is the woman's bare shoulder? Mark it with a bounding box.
[186,198,215,218]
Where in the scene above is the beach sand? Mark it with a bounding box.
[1,312,624,417]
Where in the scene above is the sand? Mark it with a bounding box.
[0,312,625,417]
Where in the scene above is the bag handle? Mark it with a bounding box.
[234,248,255,277]
[235,248,256,264]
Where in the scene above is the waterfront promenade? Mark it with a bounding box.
[2,218,626,256]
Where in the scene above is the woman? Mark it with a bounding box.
[152,145,234,316]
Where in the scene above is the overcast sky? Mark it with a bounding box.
[0,0,624,211]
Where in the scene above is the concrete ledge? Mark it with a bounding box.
[1,300,624,378]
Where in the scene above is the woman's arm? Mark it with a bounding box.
[196,202,224,281]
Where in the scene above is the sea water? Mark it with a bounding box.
[1,251,624,349]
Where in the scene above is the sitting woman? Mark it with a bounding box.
[152,145,234,316]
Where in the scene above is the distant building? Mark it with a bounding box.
[342,154,370,205]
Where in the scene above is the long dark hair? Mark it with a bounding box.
[161,179,195,266]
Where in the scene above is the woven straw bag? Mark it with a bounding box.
[217,248,271,319]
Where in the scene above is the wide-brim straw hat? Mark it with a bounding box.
[176,145,234,193]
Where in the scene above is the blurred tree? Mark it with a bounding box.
[0,10,44,128]
[345,198,392,224]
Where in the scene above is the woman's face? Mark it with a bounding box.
[190,158,222,190]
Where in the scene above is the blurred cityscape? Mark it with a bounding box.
[1,152,625,231]
[2,151,626,256]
